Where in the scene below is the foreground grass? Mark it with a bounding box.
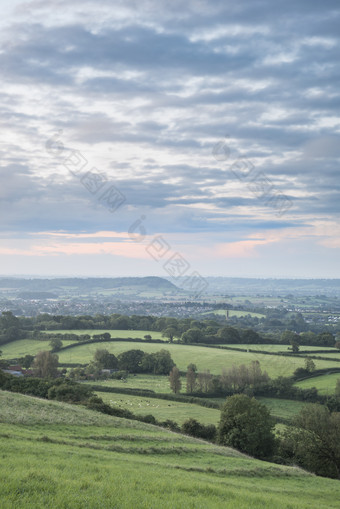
[1,391,340,508]
[57,341,340,377]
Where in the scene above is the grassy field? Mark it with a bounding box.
[1,390,340,508]
[224,344,338,353]
[85,374,172,393]
[57,341,340,378]
[96,391,221,425]
[295,373,340,395]
[41,329,166,340]
[0,339,76,359]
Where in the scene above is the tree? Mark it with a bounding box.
[279,404,340,479]
[218,394,275,458]
[94,349,118,369]
[32,351,59,378]
[169,366,181,394]
[197,370,213,393]
[216,326,240,344]
[117,349,144,372]
[50,337,63,352]
[305,357,316,373]
[186,367,197,393]
[162,327,178,343]
[335,379,340,398]
[290,338,299,353]
[181,328,203,344]
[20,354,34,369]
[281,330,299,345]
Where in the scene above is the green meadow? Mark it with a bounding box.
[295,373,340,395]
[0,339,75,359]
[1,390,340,508]
[85,374,171,393]
[96,391,220,425]
[56,341,340,378]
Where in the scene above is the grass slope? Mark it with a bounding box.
[1,391,340,508]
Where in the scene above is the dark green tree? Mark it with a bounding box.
[94,349,118,369]
[117,349,144,372]
[50,337,63,352]
[218,394,275,458]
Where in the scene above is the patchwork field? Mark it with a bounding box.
[1,391,340,508]
[56,341,340,378]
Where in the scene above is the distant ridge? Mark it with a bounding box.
[0,276,178,293]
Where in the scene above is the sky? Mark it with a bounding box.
[0,0,340,279]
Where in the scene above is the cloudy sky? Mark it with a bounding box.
[1,0,339,279]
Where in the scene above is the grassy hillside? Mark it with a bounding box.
[1,390,340,508]
[56,341,340,377]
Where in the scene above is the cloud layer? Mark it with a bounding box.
[0,0,339,277]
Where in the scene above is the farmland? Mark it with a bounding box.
[1,390,340,508]
[55,341,340,378]
[295,373,340,395]
[96,391,221,425]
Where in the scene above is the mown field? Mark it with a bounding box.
[56,341,340,378]
[1,390,340,508]
[295,373,340,395]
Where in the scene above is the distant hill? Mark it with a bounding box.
[0,277,178,297]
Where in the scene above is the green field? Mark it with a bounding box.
[225,344,338,353]
[1,390,340,508]
[295,373,340,395]
[85,374,172,393]
[96,391,220,425]
[0,339,76,359]
[57,341,340,378]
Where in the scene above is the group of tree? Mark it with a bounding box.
[1,311,338,349]
[70,348,176,380]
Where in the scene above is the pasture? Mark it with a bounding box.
[295,373,340,395]
[96,391,220,425]
[1,390,340,508]
[0,339,75,359]
[57,341,340,378]
[85,374,171,393]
